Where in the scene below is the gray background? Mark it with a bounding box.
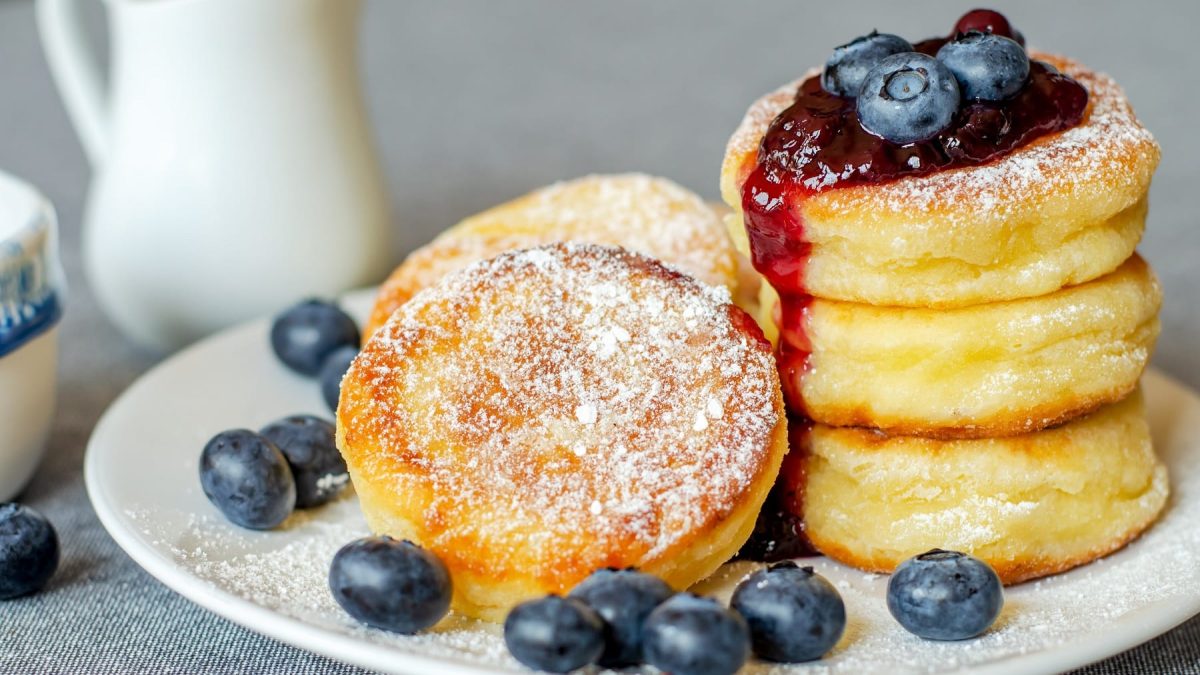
[1,0,1198,672]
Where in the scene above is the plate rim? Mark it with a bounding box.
[84,305,1200,675]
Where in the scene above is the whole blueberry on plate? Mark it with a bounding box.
[857,52,961,144]
[504,595,606,673]
[953,8,1025,46]
[259,415,348,508]
[0,503,59,600]
[270,299,360,376]
[731,562,845,662]
[822,31,914,97]
[329,536,452,634]
[937,31,1029,101]
[318,345,359,413]
[643,593,750,675]
[199,429,296,529]
[568,567,674,666]
[887,549,1004,640]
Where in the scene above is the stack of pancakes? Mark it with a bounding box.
[720,54,1168,583]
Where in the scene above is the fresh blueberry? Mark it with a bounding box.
[887,549,1004,640]
[937,32,1030,101]
[318,345,359,413]
[329,536,452,634]
[953,8,1025,46]
[0,504,59,600]
[642,593,750,675]
[259,415,348,509]
[199,429,296,530]
[568,567,674,667]
[504,595,606,673]
[857,52,961,144]
[822,31,914,97]
[270,299,360,376]
[731,562,846,662]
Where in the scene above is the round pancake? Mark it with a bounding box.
[786,255,1161,438]
[338,243,788,621]
[720,54,1160,308]
[798,389,1167,584]
[364,173,741,338]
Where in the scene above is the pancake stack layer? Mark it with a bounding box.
[721,54,1167,583]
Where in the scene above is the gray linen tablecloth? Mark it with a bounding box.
[1,0,1198,672]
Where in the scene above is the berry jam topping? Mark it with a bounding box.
[759,45,1086,192]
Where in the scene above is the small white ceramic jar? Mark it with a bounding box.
[0,171,64,501]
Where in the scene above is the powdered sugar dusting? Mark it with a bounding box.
[343,242,781,579]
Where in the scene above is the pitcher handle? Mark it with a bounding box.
[36,0,108,166]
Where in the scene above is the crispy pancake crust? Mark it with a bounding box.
[338,243,787,621]
[794,255,1161,438]
[720,54,1160,308]
[800,389,1167,584]
[364,174,741,338]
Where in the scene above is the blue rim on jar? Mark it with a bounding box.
[0,171,65,358]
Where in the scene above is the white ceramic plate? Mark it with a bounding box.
[86,290,1200,675]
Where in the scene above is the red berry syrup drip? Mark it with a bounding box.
[737,417,817,562]
[742,166,815,415]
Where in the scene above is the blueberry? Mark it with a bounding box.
[953,8,1025,46]
[199,429,296,530]
[504,595,605,673]
[731,562,845,662]
[937,32,1030,101]
[259,415,348,509]
[318,345,359,413]
[270,299,360,376]
[642,593,750,675]
[329,536,452,634]
[857,52,961,144]
[887,549,1004,640]
[0,504,59,600]
[568,567,674,667]
[822,31,914,97]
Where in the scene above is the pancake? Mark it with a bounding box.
[720,54,1160,309]
[337,243,788,621]
[798,389,1167,584]
[364,174,741,338]
[786,254,1161,438]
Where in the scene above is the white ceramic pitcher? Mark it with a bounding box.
[38,0,392,351]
